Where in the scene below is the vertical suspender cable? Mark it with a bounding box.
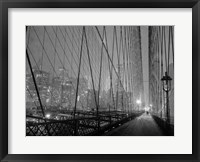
[84,27,99,117]
[163,26,168,73]
[168,26,171,73]
[74,26,84,119]
[97,27,105,108]
[41,27,45,72]
[171,26,174,70]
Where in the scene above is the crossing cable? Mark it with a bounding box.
[32,27,58,75]
[29,27,72,109]
[129,27,135,109]
[59,27,91,85]
[59,27,83,69]
[41,27,46,72]
[26,27,55,108]
[94,27,106,91]
[163,26,168,73]
[170,26,174,70]
[160,26,166,115]
[154,27,159,110]
[111,26,119,110]
[91,27,107,95]
[116,26,126,112]
[125,27,130,112]
[114,27,120,111]
[33,27,85,109]
[26,52,46,119]
[51,27,79,72]
[26,47,56,103]
[84,27,99,117]
[149,26,155,107]
[53,27,57,104]
[137,26,144,105]
[124,27,130,112]
[27,42,65,110]
[123,27,127,92]
[30,27,64,108]
[123,27,128,112]
[26,27,31,74]
[87,27,102,87]
[168,26,171,73]
[122,27,126,109]
[121,26,128,112]
[80,27,100,92]
[157,27,162,112]
[138,26,144,105]
[69,27,104,110]
[69,27,73,109]
[159,27,162,110]
[74,28,99,81]
[47,27,80,82]
[68,27,90,79]
[95,26,128,104]
[158,26,163,116]
[126,26,134,112]
[74,26,84,119]
[123,27,129,112]
[71,27,101,81]
[51,27,87,109]
[68,26,94,71]
[104,27,115,113]
[26,27,50,135]
[120,26,125,112]
[130,27,135,107]
[110,27,117,111]
[154,27,160,111]
[97,27,105,107]
[61,27,100,86]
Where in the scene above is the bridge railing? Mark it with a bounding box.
[26,112,143,136]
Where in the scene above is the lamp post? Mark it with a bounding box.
[161,72,172,123]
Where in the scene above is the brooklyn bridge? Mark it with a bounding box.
[26,26,174,136]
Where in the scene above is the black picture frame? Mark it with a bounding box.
[0,0,199,161]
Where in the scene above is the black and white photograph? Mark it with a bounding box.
[26,26,174,136]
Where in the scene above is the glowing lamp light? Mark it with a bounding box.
[45,113,51,119]
[77,95,80,101]
[144,106,150,112]
[136,99,141,105]
[46,98,50,103]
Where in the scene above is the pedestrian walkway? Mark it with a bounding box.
[105,113,164,136]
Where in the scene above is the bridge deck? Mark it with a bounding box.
[105,113,164,136]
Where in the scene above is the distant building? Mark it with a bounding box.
[34,69,50,87]
[26,69,50,110]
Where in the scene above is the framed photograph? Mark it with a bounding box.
[0,0,199,161]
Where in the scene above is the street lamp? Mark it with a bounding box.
[161,71,172,123]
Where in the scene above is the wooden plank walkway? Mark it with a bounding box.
[105,113,164,136]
